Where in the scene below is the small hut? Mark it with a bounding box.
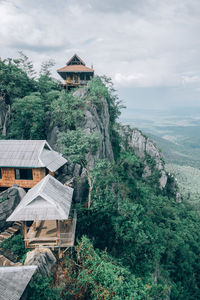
[57,53,94,89]
[0,140,67,189]
[7,175,76,249]
[0,265,37,300]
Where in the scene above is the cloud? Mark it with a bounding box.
[0,0,200,99]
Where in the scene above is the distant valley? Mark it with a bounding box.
[120,107,200,206]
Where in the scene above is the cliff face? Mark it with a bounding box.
[119,125,168,189]
[47,88,114,170]
[47,88,168,198]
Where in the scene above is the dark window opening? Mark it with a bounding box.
[15,168,33,180]
[80,73,85,80]
[86,74,90,80]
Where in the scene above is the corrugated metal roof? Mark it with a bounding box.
[0,266,37,300]
[7,175,73,221]
[0,140,67,171]
[57,64,94,73]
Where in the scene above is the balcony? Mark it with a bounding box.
[24,210,77,249]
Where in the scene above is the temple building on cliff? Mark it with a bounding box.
[57,54,94,89]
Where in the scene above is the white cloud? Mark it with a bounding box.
[0,0,200,92]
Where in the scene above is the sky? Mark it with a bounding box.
[0,0,200,114]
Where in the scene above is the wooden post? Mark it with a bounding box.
[23,221,28,248]
[56,220,60,246]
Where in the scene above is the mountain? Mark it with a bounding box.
[1,57,200,299]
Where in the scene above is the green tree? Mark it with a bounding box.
[59,129,99,208]
[10,92,45,139]
[0,58,35,104]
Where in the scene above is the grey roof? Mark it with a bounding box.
[7,175,73,221]
[0,265,37,300]
[0,140,67,172]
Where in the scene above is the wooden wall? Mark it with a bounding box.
[0,167,46,188]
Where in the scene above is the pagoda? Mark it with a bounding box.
[57,54,94,89]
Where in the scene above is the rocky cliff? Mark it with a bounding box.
[119,125,168,189]
[47,87,169,200]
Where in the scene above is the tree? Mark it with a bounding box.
[59,129,99,208]
[13,51,36,78]
[10,92,45,139]
[0,58,35,104]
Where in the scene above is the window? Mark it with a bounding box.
[15,168,33,180]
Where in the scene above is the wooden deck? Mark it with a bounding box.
[26,219,75,248]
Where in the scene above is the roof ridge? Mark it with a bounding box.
[0,266,37,272]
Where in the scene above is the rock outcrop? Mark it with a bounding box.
[47,87,114,201]
[47,87,169,194]
[0,97,10,136]
[0,187,25,231]
[24,248,56,277]
[47,88,114,170]
[119,125,168,189]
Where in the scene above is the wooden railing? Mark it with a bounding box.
[65,80,87,85]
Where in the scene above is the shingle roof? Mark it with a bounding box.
[0,140,67,172]
[7,175,73,221]
[0,266,37,300]
[57,64,94,73]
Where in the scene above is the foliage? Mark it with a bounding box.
[55,236,168,299]
[0,58,36,104]
[76,152,200,298]
[27,274,61,300]
[0,234,27,260]
[51,91,85,129]
[9,92,46,139]
[0,197,6,203]
[13,51,36,79]
[59,129,99,167]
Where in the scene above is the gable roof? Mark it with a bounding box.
[57,64,94,73]
[66,53,86,66]
[0,140,67,172]
[7,175,73,221]
[0,266,37,300]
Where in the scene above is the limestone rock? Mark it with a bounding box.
[176,192,182,203]
[47,87,114,202]
[119,125,168,189]
[0,187,23,231]
[24,248,56,277]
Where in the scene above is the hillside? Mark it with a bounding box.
[1,56,200,299]
[166,164,200,210]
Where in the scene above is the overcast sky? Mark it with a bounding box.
[0,0,200,113]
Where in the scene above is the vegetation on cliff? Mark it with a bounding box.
[1,55,200,299]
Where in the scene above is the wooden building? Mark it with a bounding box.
[0,265,37,300]
[0,140,67,189]
[57,54,94,89]
[7,175,76,249]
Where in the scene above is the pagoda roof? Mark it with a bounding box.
[57,54,94,79]
[57,64,94,73]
